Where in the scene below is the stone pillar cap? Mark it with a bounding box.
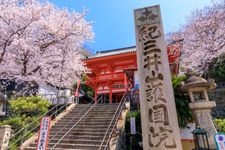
[0,125,11,128]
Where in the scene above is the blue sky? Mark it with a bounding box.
[49,0,214,53]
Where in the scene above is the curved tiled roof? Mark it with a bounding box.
[86,46,136,59]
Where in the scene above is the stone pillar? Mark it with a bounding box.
[134,5,182,149]
[0,125,11,150]
[181,69,217,149]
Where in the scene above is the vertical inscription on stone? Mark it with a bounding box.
[134,5,182,149]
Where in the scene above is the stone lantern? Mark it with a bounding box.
[181,68,217,149]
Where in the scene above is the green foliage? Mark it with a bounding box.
[172,75,186,89]
[125,110,142,150]
[0,116,25,133]
[10,96,50,116]
[214,119,225,132]
[73,75,94,98]
[80,84,94,97]
[208,54,225,82]
[0,96,50,149]
[172,75,193,127]
[126,111,141,120]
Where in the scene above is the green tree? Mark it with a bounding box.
[172,75,193,127]
[208,54,225,82]
[10,96,50,117]
[73,74,94,98]
[0,96,50,149]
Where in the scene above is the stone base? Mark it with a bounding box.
[190,107,217,149]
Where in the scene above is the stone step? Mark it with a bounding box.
[49,131,110,137]
[52,124,113,129]
[63,115,115,120]
[30,139,107,147]
[77,103,118,105]
[57,119,114,123]
[68,107,118,115]
[73,105,118,109]
[26,143,107,150]
[70,110,117,114]
[69,110,117,115]
[63,115,116,119]
[26,148,87,150]
[64,114,116,118]
[36,134,104,142]
[75,104,118,108]
[61,118,112,125]
[56,118,113,124]
[80,103,119,105]
[54,118,114,124]
[48,133,106,139]
[50,127,114,134]
[49,143,107,149]
[25,104,119,150]
[64,112,115,116]
[55,121,114,127]
[50,127,113,133]
[53,121,114,127]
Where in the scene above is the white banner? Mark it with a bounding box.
[36,117,51,150]
[130,117,136,135]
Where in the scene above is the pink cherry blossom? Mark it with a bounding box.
[167,1,225,74]
[0,0,93,88]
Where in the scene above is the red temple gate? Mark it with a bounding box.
[83,45,180,103]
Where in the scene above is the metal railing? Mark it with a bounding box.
[39,94,74,105]
[6,96,74,150]
[47,94,103,144]
[49,94,103,149]
[98,92,129,150]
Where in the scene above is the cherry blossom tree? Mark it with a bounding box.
[0,0,93,89]
[168,0,225,74]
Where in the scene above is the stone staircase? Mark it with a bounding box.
[25,103,119,150]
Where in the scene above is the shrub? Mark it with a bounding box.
[172,75,193,127]
[125,110,142,150]
[214,118,225,132]
[10,96,50,116]
[0,96,50,149]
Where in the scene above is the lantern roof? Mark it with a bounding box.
[181,68,217,91]
[186,76,208,84]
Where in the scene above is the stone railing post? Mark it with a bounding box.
[0,125,11,150]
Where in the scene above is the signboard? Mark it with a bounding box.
[130,117,136,135]
[36,117,51,150]
[134,5,182,149]
[215,133,225,150]
[134,71,139,88]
